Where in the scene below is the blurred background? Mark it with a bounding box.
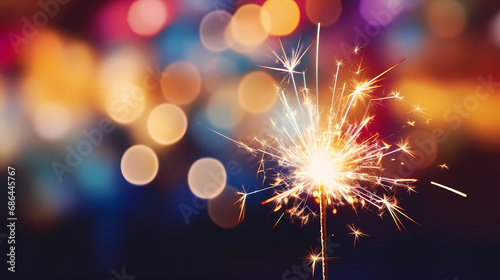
[0,0,499,279]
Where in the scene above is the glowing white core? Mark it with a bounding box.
[307,151,338,185]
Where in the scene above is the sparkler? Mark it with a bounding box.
[215,24,466,279]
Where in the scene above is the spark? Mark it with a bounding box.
[406,185,418,195]
[353,45,362,55]
[306,251,322,277]
[347,224,369,247]
[431,181,467,198]
[439,163,450,170]
[410,103,431,119]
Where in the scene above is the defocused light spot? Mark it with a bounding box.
[225,31,259,54]
[21,31,96,111]
[33,103,71,140]
[238,71,277,114]
[306,0,341,26]
[262,0,300,36]
[99,47,148,124]
[207,80,244,129]
[147,103,188,145]
[161,61,201,105]
[490,11,500,47]
[200,10,233,52]
[359,0,401,27]
[426,0,466,38]
[208,186,242,228]
[105,83,146,124]
[127,0,168,36]
[121,145,159,185]
[225,25,280,57]
[99,47,145,86]
[230,4,271,47]
[188,157,226,199]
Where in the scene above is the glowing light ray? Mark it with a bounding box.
[315,24,320,129]
[431,181,467,197]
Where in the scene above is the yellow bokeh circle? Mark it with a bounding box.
[238,71,277,114]
[188,158,227,199]
[161,62,201,105]
[121,145,159,185]
[147,103,188,145]
[262,0,300,36]
[230,4,271,47]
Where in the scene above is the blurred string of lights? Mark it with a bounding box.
[0,0,496,238]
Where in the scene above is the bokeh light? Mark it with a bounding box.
[208,186,242,229]
[121,145,159,185]
[147,103,188,145]
[187,157,226,199]
[262,0,300,36]
[306,0,342,26]
[199,10,233,52]
[229,4,271,47]
[105,82,147,124]
[127,0,169,36]
[489,11,500,47]
[426,0,466,38]
[33,103,71,140]
[21,31,96,112]
[100,47,148,124]
[161,61,201,105]
[238,71,277,114]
